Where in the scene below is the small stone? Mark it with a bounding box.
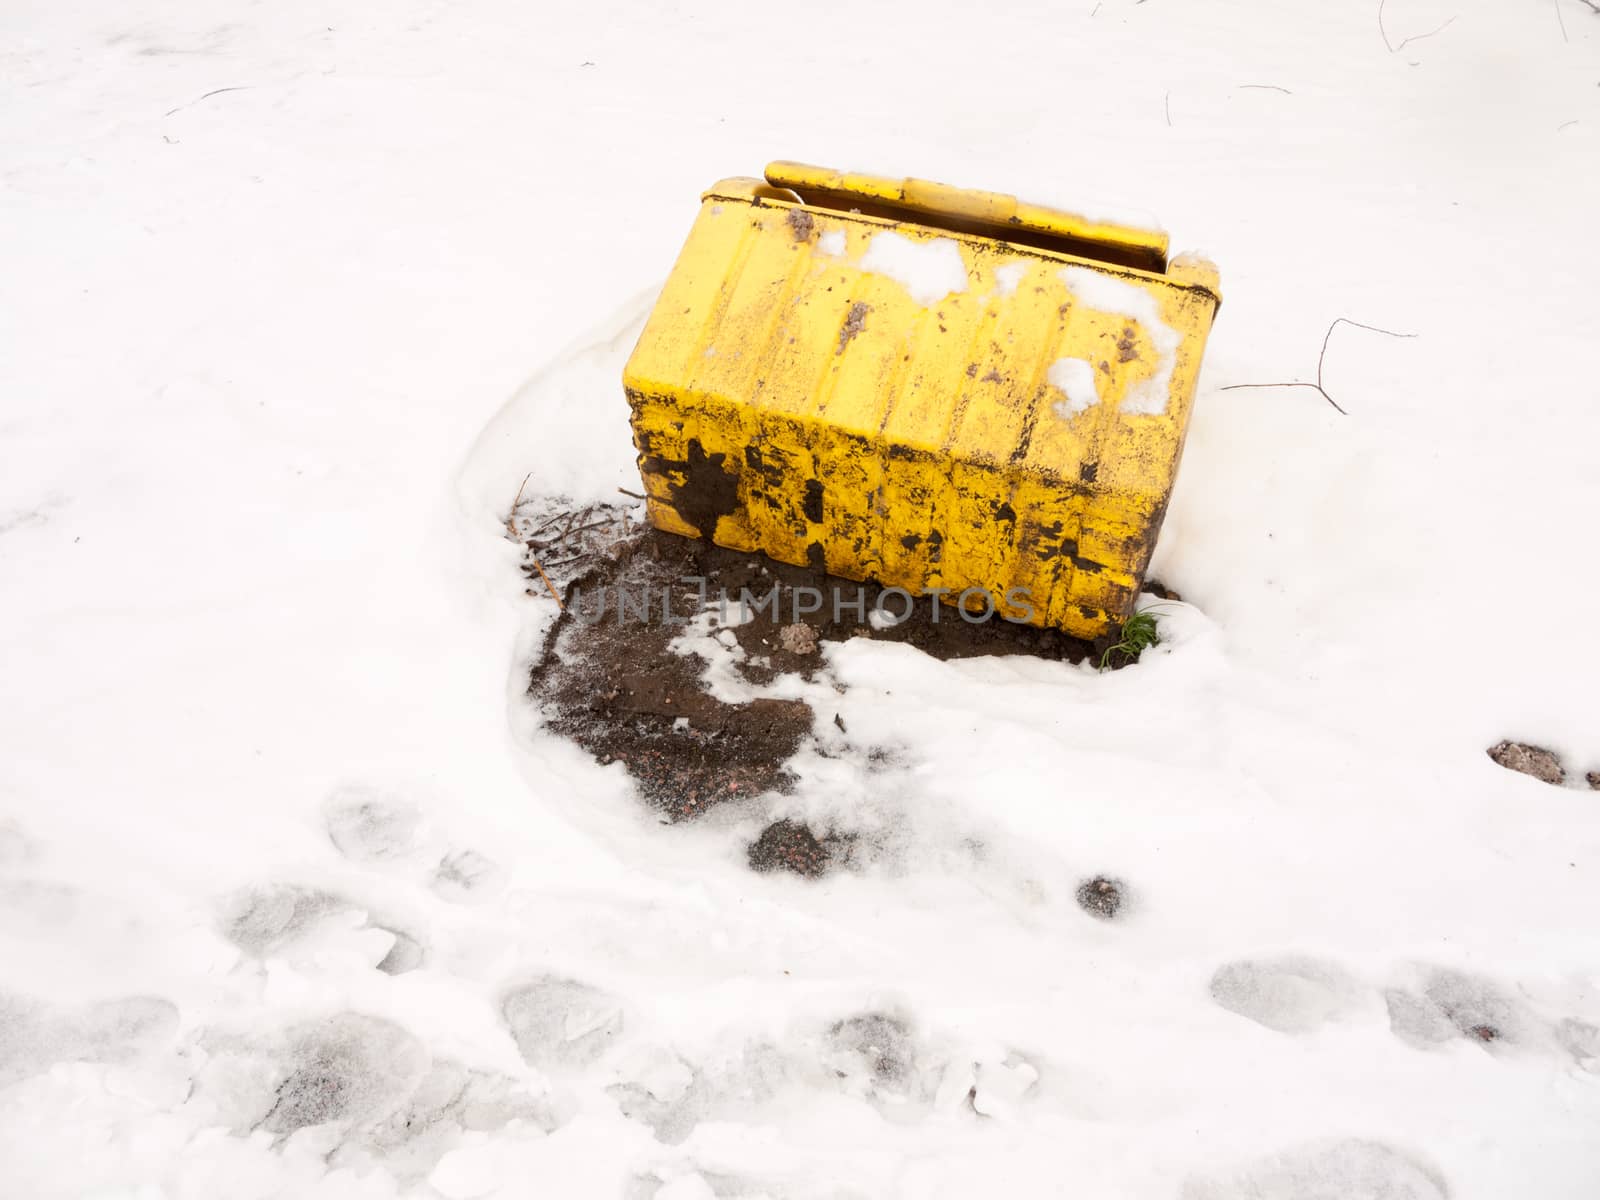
[777,623,819,656]
[1588,771,1599,791]
[1075,876,1124,920]
[1487,740,1565,786]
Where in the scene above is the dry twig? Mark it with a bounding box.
[527,555,564,609]
[1219,317,1416,415]
[506,473,532,539]
[163,85,254,118]
[1378,0,1456,52]
[530,517,618,548]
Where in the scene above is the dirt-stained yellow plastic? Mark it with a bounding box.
[622,162,1221,639]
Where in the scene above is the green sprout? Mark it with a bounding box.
[1099,608,1162,671]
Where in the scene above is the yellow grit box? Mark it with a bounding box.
[621,161,1221,639]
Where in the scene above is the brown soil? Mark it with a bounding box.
[747,820,832,877]
[522,499,1105,825]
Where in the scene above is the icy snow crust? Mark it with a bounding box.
[4,2,1600,1198]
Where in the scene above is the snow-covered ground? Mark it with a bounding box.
[4,1,1599,1195]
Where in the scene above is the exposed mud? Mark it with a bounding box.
[521,497,1102,828]
[747,820,834,877]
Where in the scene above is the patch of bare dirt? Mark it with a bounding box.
[747,820,839,877]
[518,497,1101,830]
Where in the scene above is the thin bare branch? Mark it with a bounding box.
[1238,83,1293,94]
[1219,380,1346,414]
[1379,0,1456,53]
[1395,14,1456,50]
[529,517,620,550]
[163,85,254,118]
[1220,317,1415,415]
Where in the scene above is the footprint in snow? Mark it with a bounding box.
[220,882,352,957]
[819,1010,934,1105]
[432,847,506,903]
[1556,1018,1600,1071]
[936,1050,1041,1119]
[259,1012,431,1138]
[193,1011,558,1175]
[323,785,425,863]
[0,990,179,1087]
[322,779,503,908]
[218,882,426,974]
[1209,956,1366,1034]
[1384,967,1535,1051]
[609,1038,814,1150]
[607,1043,705,1145]
[1181,1138,1447,1200]
[502,974,625,1069]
